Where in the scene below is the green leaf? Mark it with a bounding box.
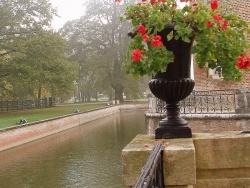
[167,31,174,41]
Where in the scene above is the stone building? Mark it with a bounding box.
[194,0,250,90]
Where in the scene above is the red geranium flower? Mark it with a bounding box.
[137,24,147,35]
[150,0,158,5]
[132,49,143,62]
[206,20,213,28]
[192,2,198,6]
[213,15,223,22]
[151,35,163,47]
[236,55,250,69]
[210,0,218,10]
[115,0,122,2]
[143,34,149,42]
[221,20,229,29]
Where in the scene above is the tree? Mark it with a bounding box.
[7,30,77,99]
[0,0,56,56]
[61,0,145,103]
[0,0,57,98]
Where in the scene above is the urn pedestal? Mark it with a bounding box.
[149,25,195,139]
[149,78,195,139]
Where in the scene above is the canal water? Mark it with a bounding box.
[0,110,146,188]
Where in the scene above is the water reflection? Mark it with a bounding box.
[0,110,146,188]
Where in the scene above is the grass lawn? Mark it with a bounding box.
[0,102,107,129]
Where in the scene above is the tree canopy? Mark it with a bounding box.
[61,0,148,102]
[0,0,77,100]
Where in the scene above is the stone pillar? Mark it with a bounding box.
[163,138,196,187]
[148,97,157,113]
[235,89,250,114]
[121,134,196,187]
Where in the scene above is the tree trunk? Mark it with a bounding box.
[37,86,42,108]
[115,85,124,103]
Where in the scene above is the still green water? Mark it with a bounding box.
[0,110,146,188]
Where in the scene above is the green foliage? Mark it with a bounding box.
[120,0,250,81]
[9,30,77,99]
[0,0,56,57]
[60,0,146,102]
[0,0,62,99]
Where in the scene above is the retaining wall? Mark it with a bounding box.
[0,104,147,152]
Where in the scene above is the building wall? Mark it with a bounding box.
[194,0,250,90]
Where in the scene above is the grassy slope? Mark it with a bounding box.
[0,103,107,129]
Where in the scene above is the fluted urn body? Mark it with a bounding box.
[149,26,195,139]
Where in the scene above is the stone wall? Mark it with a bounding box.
[145,114,250,134]
[122,133,250,188]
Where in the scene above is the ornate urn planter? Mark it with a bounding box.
[149,26,195,139]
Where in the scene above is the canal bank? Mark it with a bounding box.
[0,103,148,152]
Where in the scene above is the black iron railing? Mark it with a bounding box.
[134,143,165,188]
[156,89,236,114]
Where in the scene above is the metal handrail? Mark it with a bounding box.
[134,143,165,188]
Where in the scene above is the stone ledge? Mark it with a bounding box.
[193,132,250,169]
[122,132,250,188]
[195,178,250,188]
[122,134,196,187]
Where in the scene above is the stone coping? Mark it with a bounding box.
[145,112,250,119]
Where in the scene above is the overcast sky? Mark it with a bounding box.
[49,0,187,30]
[50,0,85,30]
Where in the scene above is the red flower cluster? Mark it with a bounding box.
[236,55,250,69]
[206,20,213,28]
[143,34,149,42]
[221,20,229,29]
[151,35,163,47]
[210,0,218,10]
[213,15,223,22]
[150,0,166,5]
[131,25,164,62]
[211,15,229,29]
[132,49,143,62]
[150,0,157,4]
[192,2,198,6]
[206,0,229,30]
[137,25,149,42]
[137,24,147,35]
